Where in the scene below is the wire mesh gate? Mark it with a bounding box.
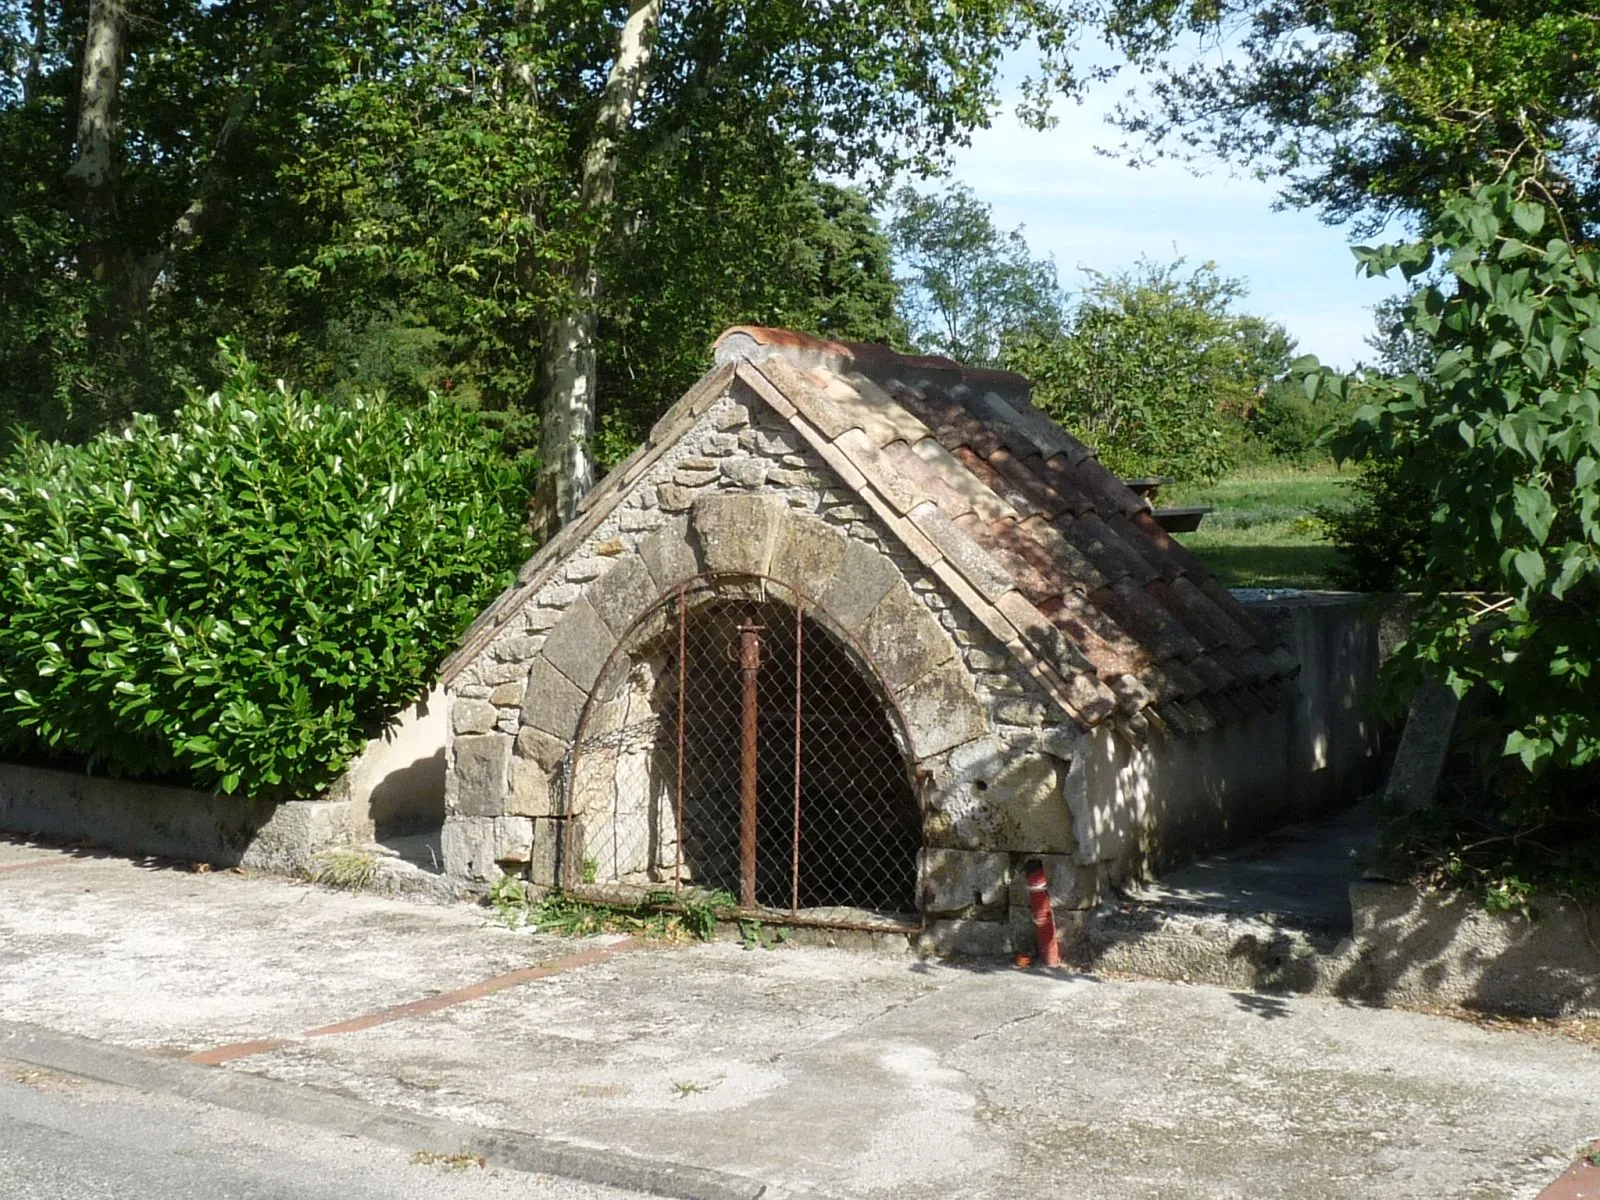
[559,576,924,930]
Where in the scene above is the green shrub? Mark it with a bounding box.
[1315,454,1444,591]
[0,354,533,797]
[1302,178,1600,804]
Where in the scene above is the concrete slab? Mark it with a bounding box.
[1126,802,1378,932]
[0,839,584,1049]
[4,836,1598,1199]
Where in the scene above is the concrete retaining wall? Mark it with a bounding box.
[1082,591,1385,882]
[0,763,370,873]
[324,685,447,839]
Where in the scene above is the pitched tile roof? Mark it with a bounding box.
[711,326,1298,732]
[442,326,1299,735]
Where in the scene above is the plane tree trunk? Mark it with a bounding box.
[530,0,664,537]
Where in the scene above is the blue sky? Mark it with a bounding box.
[941,61,1408,368]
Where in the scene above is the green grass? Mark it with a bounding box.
[1163,463,1352,589]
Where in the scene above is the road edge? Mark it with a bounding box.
[0,1018,817,1200]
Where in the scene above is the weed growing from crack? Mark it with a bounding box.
[411,1149,485,1171]
[309,849,378,895]
[486,878,735,943]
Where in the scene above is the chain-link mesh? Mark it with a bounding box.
[560,579,923,930]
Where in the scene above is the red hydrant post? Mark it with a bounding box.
[1024,858,1062,968]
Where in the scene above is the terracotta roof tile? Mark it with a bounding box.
[880,438,982,523]
[985,445,1074,518]
[683,326,1299,731]
[951,446,1041,520]
[906,501,1017,603]
[1057,513,1161,587]
[893,386,1005,458]
[1089,579,1206,664]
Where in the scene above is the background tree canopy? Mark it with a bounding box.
[0,0,1078,497]
[1098,0,1600,236]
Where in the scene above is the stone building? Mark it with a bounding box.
[436,327,1377,953]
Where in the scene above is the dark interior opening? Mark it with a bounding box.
[571,592,921,917]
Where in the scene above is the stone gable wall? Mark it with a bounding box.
[441,380,1102,952]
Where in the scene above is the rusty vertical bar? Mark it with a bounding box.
[792,603,803,915]
[674,587,686,891]
[737,616,763,909]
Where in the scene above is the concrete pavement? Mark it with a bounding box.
[2,835,1597,1198]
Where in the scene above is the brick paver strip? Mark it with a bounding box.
[186,1038,294,1066]
[1539,1145,1600,1200]
[0,855,79,874]
[184,937,641,1066]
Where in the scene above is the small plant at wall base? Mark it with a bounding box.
[1301,178,1600,886]
[0,351,534,798]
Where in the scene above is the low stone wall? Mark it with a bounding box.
[1069,881,1600,1018]
[0,763,370,873]
[1343,881,1600,1016]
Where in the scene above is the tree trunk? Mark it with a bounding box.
[23,0,46,103]
[65,0,123,201]
[531,0,664,536]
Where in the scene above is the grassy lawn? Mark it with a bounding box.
[1162,463,1353,589]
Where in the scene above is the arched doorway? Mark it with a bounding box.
[562,576,923,927]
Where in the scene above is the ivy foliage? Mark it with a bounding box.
[1304,180,1600,785]
[0,355,533,798]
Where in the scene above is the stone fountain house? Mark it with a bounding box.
[437,327,1379,953]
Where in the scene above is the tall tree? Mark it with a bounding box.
[1099,0,1600,234]
[535,0,664,528]
[1009,258,1294,481]
[524,0,1079,532]
[889,182,1065,367]
[0,0,1077,489]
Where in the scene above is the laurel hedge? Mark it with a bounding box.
[0,355,533,798]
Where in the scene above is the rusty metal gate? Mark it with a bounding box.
[560,575,924,930]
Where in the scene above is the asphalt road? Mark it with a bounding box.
[0,1061,648,1200]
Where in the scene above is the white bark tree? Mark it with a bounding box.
[64,0,122,199]
[531,0,665,535]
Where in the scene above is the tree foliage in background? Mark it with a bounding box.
[0,0,1056,475]
[1099,0,1600,235]
[0,356,533,797]
[1304,180,1600,822]
[1011,259,1295,481]
[889,182,1065,366]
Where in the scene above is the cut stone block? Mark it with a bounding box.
[506,756,556,818]
[450,733,510,817]
[1006,853,1101,913]
[895,661,988,761]
[691,493,786,576]
[514,725,569,774]
[919,849,1011,916]
[860,582,955,693]
[989,755,1073,853]
[916,918,1011,958]
[819,538,900,632]
[489,681,525,708]
[639,515,700,590]
[441,815,535,881]
[521,656,588,742]
[768,515,848,593]
[1384,678,1459,813]
[721,457,771,488]
[542,595,616,693]
[452,699,498,736]
[586,556,658,637]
